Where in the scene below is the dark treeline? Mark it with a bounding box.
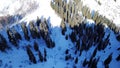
[0,17,54,64]
[62,21,114,68]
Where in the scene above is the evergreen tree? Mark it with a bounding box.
[21,23,30,41]
[104,53,112,67]
[34,41,39,51]
[6,28,18,47]
[44,48,47,61]
[38,50,43,62]
[0,34,8,51]
[26,46,37,64]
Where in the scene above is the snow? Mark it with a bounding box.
[0,0,120,68]
[81,0,120,27]
[0,0,61,28]
[19,0,61,27]
[0,0,39,16]
[0,23,72,68]
[1,19,120,68]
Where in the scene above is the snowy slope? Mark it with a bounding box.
[81,0,120,27]
[0,0,39,16]
[1,20,120,68]
[21,0,61,27]
[0,0,61,27]
[0,0,120,68]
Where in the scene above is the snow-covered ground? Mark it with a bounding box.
[81,0,120,27]
[0,0,61,27]
[21,0,61,27]
[0,0,39,16]
[0,0,120,68]
[1,0,120,27]
[0,19,120,68]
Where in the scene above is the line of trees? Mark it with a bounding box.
[64,22,113,68]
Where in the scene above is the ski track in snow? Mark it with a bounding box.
[0,0,120,68]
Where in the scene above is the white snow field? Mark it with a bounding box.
[0,0,120,68]
[81,0,120,27]
[0,0,61,27]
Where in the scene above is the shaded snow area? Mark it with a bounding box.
[0,0,120,68]
[81,0,120,27]
[0,18,120,68]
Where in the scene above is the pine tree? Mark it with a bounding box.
[116,54,120,61]
[36,16,41,26]
[74,57,78,64]
[34,41,39,51]
[104,53,112,66]
[38,50,43,62]
[45,37,55,48]
[21,23,30,41]
[29,21,38,39]
[83,58,88,67]
[6,28,18,47]
[0,34,8,51]
[60,20,66,35]
[26,46,37,64]
[11,28,22,41]
[44,48,47,61]
[39,22,49,39]
[116,34,120,41]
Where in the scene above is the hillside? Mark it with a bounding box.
[0,0,120,68]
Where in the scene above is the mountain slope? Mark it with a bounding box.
[0,0,120,68]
